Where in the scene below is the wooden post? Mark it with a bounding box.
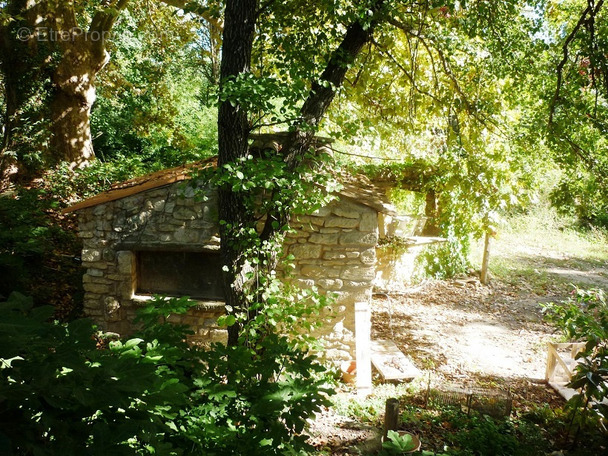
[480,230,491,285]
[384,398,400,438]
[355,302,372,397]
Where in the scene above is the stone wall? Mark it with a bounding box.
[286,200,378,360]
[78,182,226,341]
[77,181,380,360]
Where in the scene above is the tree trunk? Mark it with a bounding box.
[0,0,136,185]
[217,0,258,346]
[48,36,110,168]
[216,0,386,345]
[0,1,49,184]
[480,230,492,285]
[260,0,386,238]
[422,190,440,236]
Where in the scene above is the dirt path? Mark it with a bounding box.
[309,235,608,454]
[372,280,555,383]
[369,236,608,386]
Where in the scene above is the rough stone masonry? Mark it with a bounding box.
[71,174,388,362]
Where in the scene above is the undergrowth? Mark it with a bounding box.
[327,386,607,455]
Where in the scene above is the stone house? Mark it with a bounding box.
[65,156,400,373]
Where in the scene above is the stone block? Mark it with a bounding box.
[152,199,167,211]
[300,266,324,278]
[81,249,102,263]
[104,297,122,322]
[341,266,375,281]
[84,276,113,285]
[158,223,177,232]
[309,233,339,245]
[117,251,134,274]
[174,227,199,243]
[319,228,340,234]
[174,207,197,220]
[102,249,115,262]
[83,300,101,311]
[105,274,124,281]
[301,266,340,279]
[323,251,346,260]
[286,230,309,239]
[82,261,109,270]
[294,279,315,288]
[359,212,377,232]
[84,282,111,294]
[360,248,376,264]
[85,308,104,317]
[310,206,331,217]
[343,281,369,289]
[190,219,215,230]
[288,244,322,259]
[309,216,325,226]
[208,329,228,343]
[332,205,360,219]
[300,224,320,233]
[203,318,218,328]
[93,204,107,216]
[325,216,359,229]
[79,220,95,231]
[87,268,104,277]
[317,278,343,290]
[340,231,378,246]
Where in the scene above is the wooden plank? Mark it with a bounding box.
[371,340,421,381]
[548,381,579,401]
[384,398,400,438]
[480,231,491,285]
[546,342,586,382]
[355,302,372,397]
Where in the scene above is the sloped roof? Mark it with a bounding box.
[63,156,395,215]
[63,158,217,213]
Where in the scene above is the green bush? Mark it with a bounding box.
[0,292,182,455]
[0,189,82,315]
[0,293,333,455]
[543,288,608,442]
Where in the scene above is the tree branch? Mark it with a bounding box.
[371,37,442,105]
[280,0,387,169]
[161,0,224,31]
[548,0,602,126]
[258,0,387,243]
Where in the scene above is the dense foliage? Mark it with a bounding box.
[544,0,608,227]
[0,189,82,317]
[2,1,608,453]
[0,293,333,455]
[543,287,608,443]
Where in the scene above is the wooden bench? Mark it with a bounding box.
[545,342,586,400]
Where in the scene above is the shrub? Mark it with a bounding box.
[543,287,608,442]
[0,189,82,317]
[0,293,333,455]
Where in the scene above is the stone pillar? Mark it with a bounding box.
[355,301,372,397]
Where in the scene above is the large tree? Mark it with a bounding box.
[0,0,219,185]
[215,0,541,342]
[544,0,608,225]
